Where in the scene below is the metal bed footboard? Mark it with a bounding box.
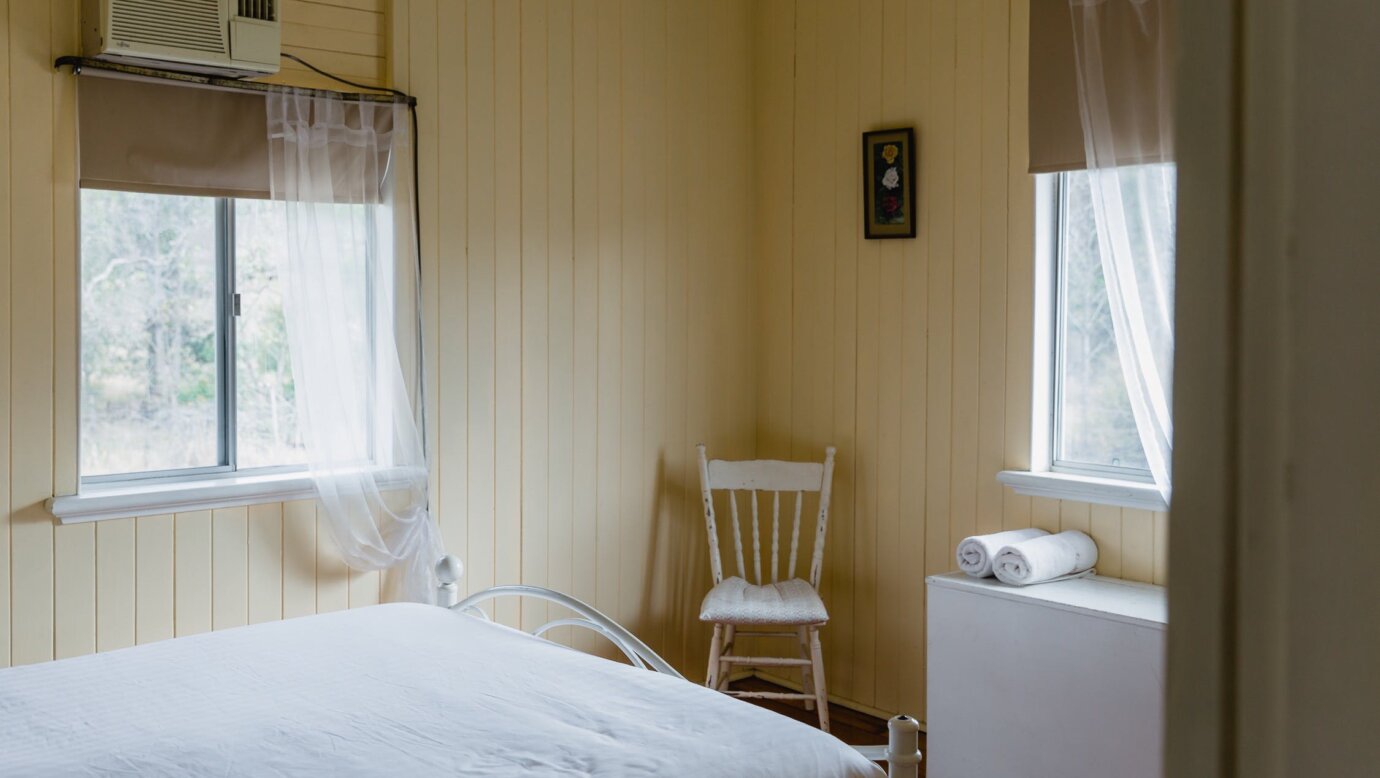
[436,556,920,777]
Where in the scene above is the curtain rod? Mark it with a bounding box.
[54,56,418,107]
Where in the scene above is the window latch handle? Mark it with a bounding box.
[232,293,242,317]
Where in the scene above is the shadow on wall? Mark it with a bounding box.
[638,450,714,681]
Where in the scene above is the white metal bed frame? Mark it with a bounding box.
[436,556,921,777]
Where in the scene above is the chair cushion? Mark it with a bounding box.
[699,576,829,626]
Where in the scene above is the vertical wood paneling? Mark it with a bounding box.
[95,518,135,652]
[53,523,94,659]
[315,506,349,613]
[247,504,283,624]
[662,0,692,670]
[754,0,793,462]
[2,1,1164,732]
[397,0,755,666]
[9,0,55,666]
[50,1,91,664]
[134,515,174,644]
[641,0,669,654]
[1153,510,1169,585]
[1002,0,1035,534]
[896,0,931,718]
[826,0,860,704]
[593,0,622,629]
[3,0,516,670]
[756,0,1166,720]
[492,0,522,627]
[173,511,212,637]
[975,0,1010,538]
[430,0,467,585]
[569,0,600,650]
[519,0,550,632]
[1122,508,1156,582]
[616,0,645,633]
[1090,503,1123,578]
[950,0,982,576]
[51,0,78,497]
[465,0,498,606]
[923,0,956,584]
[874,0,908,714]
[282,500,317,619]
[545,0,575,645]
[212,507,249,630]
[853,0,883,705]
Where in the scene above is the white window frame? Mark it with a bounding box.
[50,194,380,522]
[998,173,1168,511]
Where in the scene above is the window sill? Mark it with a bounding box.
[48,470,319,524]
[996,470,1168,512]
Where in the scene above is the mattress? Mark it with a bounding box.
[0,603,882,777]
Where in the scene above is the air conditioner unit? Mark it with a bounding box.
[82,0,280,77]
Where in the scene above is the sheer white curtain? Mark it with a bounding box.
[267,90,442,602]
[1069,0,1176,501]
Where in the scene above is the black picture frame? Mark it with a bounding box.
[862,127,917,239]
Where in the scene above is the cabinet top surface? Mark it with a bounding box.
[926,572,1168,629]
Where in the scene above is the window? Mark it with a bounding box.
[80,190,308,482]
[1038,166,1175,483]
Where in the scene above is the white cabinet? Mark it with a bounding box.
[925,572,1166,778]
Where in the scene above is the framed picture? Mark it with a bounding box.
[862,127,917,239]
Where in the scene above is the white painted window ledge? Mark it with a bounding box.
[48,471,318,524]
[47,467,422,524]
[997,470,1168,512]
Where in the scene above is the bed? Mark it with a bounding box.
[0,556,919,776]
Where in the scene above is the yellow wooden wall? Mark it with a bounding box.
[392,0,757,674]
[0,0,399,668]
[3,0,1161,728]
[751,0,1168,721]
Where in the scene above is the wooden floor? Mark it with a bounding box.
[729,677,927,775]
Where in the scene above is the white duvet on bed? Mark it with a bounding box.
[0,603,882,777]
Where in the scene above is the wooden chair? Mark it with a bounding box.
[696,443,837,732]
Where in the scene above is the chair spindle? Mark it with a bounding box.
[789,491,803,580]
[750,491,762,584]
[728,491,747,579]
[771,491,781,582]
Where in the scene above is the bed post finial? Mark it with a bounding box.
[884,715,922,777]
[436,555,464,608]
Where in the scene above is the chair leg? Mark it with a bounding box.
[808,627,830,733]
[705,624,724,689]
[797,626,815,710]
[717,625,736,691]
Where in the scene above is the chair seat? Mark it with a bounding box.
[699,576,829,626]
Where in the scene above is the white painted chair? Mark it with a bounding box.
[696,443,837,732]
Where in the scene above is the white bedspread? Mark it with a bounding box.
[0,603,882,777]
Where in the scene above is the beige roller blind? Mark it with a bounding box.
[1028,0,1176,174]
[78,73,271,198]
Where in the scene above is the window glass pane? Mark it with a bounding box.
[80,190,220,477]
[234,199,308,470]
[1055,171,1150,472]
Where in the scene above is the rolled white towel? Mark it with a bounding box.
[992,530,1098,586]
[955,528,1050,578]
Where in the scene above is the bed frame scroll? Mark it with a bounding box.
[436,555,920,777]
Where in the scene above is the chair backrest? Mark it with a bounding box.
[696,444,837,588]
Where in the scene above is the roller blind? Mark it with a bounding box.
[1028,0,1176,174]
[78,73,272,199]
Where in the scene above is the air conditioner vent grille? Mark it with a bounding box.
[109,0,226,55]
[237,1,277,22]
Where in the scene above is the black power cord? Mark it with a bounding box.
[279,52,432,506]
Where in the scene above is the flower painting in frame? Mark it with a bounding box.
[862,128,917,239]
